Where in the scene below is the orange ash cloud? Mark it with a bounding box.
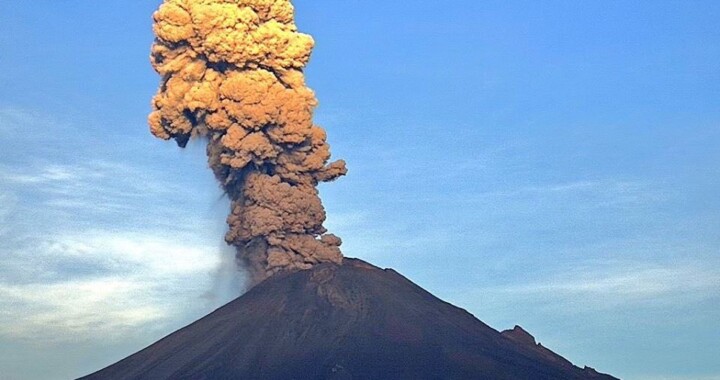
[149,0,347,285]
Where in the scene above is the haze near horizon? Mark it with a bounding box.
[0,1,718,379]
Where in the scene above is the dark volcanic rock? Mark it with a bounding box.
[81,258,618,380]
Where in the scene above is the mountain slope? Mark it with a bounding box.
[81,258,617,380]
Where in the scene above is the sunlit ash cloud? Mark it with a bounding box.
[148,0,347,285]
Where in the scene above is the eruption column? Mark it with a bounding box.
[148,0,347,284]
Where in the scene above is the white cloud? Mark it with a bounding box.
[0,160,179,198]
[0,278,164,341]
[388,178,664,214]
[43,230,220,276]
[0,157,219,234]
[1,164,80,184]
[487,260,720,310]
[0,106,238,346]
[0,106,72,137]
[0,229,233,344]
[471,179,664,207]
[633,375,720,380]
[0,191,15,236]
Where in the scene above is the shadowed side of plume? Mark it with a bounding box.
[80,259,618,380]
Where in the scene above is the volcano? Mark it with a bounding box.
[80,259,617,379]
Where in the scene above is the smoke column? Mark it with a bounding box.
[149,0,347,284]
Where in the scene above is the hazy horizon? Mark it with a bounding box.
[1,1,719,379]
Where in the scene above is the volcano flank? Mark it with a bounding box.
[81,259,617,380]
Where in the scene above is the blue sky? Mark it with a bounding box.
[1,1,719,379]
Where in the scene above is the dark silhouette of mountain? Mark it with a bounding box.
[80,258,618,380]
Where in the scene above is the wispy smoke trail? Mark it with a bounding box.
[149,0,347,284]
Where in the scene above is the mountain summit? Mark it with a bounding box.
[81,258,617,379]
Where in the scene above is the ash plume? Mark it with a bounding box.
[148,0,347,284]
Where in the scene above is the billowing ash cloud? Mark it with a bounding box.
[148,0,347,285]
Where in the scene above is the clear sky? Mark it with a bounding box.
[0,1,718,379]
